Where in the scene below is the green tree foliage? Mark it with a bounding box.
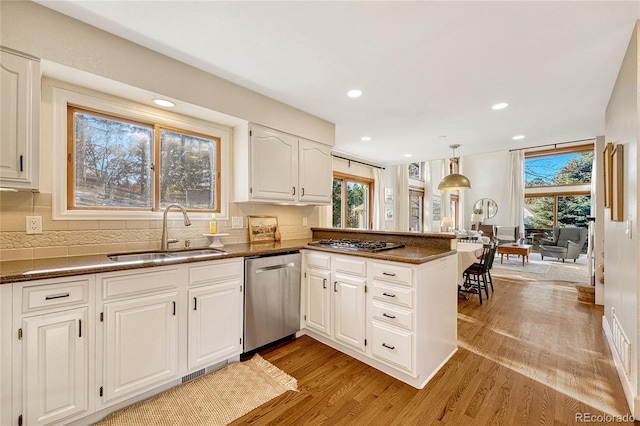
[525,152,593,230]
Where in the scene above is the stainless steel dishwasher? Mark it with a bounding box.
[244,251,301,352]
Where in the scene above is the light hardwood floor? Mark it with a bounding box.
[234,278,633,425]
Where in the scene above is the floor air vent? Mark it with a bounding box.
[182,368,205,383]
[181,361,229,384]
[612,313,631,378]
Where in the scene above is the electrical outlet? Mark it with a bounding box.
[303,217,308,226]
[26,216,42,235]
[232,216,243,229]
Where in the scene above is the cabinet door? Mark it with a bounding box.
[333,273,366,352]
[305,268,331,337]
[0,50,39,188]
[102,292,178,404]
[298,139,332,204]
[249,125,298,202]
[23,308,88,426]
[188,282,242,371]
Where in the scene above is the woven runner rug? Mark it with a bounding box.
[95,354,297,426]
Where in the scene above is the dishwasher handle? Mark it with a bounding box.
[255,262,296,273]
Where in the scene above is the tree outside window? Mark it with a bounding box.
[524,146,593,234]
[332,173,373,229]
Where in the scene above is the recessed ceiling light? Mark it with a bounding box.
[361,136,371,141]
[153,98,175,107]
[491,102,509,110]
[404,154,412,158]
[347,89,362,98]
[512,135,525,140]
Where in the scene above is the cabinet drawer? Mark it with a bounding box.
[334,256,366,276]
[189,259,243,286]
[22,279,89,313]
[372,283,413,309]
[371,301,413,331]
[101,268,178,300]
[305,251,331,270]
[371,262,412,286]
[371,321,413,372]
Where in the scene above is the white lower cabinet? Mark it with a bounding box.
[23,308,89,426]
[304,252,367,353]
[187,260,243,371]
[12,276,94,426]
[302,250,457,389]
[102,292,178,404]
[97,268,179,408]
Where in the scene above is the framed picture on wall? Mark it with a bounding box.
[603,142,613,208]
[385,187,394,203]
[385,205,394,221]
[611,144,624,221]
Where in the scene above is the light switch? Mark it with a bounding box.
[303,217,308,226]
[232,216,243,229]
[626,220,632,239]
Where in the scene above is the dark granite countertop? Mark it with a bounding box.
[1,232,457,284]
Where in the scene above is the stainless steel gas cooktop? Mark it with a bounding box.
[307,239,405,253]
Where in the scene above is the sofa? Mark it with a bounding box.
[539,227,588,262]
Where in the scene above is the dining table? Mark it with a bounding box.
[457,242,485,283]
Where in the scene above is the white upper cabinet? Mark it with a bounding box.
[0,49,40,190]
[235,124,332,204]
[249,125,298,202]
[298,139,332,204]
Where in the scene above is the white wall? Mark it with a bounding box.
[461,150,512,230]
[604,22,640,414]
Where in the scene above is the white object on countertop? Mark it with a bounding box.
[203,233,230,248]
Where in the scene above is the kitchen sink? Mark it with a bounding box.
[108,248,227,263]
[108,252,175,262]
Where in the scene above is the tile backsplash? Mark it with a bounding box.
[0,192,319,261]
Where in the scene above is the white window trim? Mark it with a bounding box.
[52,87,230,220]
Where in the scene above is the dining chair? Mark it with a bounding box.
[459,243,493,304]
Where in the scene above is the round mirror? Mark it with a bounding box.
[473,198,498,219]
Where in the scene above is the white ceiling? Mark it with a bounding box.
[36,1,640,165]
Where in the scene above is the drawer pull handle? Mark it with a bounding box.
[194,297,197,311]
[334,281,338,292]
[382,343,395,350]
[45,293,70,300]
[382,292,396,298]
[382,272,396,277]
[173,301,176,316]
[322,278,327,289]
[382,313,396,319]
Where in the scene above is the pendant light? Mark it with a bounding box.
[438,144,471,190]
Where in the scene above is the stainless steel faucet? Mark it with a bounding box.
[161,203,192,251]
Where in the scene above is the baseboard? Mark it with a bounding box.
[602,315,636,417]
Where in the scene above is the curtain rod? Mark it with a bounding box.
[332,155,386,170]
[508,138,595,152]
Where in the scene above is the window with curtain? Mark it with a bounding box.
[332,172,373,229]
[524,143,593,236]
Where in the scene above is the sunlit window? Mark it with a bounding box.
[332,173,373,229]
[68,107,220,212]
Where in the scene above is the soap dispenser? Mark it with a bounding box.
[209,214,217,234]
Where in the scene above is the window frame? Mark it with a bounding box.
[53,87,230,220]
[409,187,424,232]
[332,172,374,230]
